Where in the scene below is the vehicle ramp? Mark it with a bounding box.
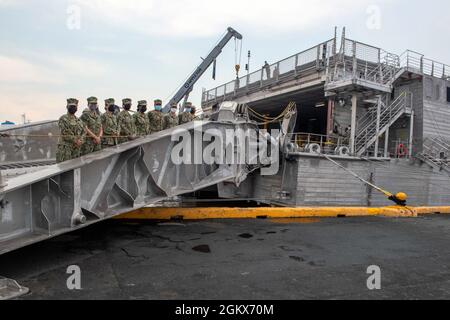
[0,110,269,255]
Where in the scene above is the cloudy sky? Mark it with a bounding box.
[1,0,449,123]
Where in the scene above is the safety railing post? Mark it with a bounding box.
[0,170,7,189]
[294,54,299,76]
[246,73,250,92]
[276,62,280,81]
[260,69,263,88]
[316,45,320,70]
[352,41,357,79]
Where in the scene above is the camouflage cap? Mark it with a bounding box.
[138,100,147,106]
[185,102,193,108]
[66,98,79,106]
[87,96,98,104]
[170,102,178,108]
[105,98,115,105]
[122,98,132,104]
[154,99,162,105]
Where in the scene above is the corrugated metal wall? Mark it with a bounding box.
[422,76,450,140]
[255,156,450,207]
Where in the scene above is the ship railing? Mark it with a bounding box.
[202,39,336,104]
[421,137,450,160]
[399,50,450,79]
[286,132,350,154]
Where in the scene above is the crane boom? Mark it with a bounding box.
[163,27,243,112]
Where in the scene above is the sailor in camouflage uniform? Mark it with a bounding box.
[80,96,103,155]
[163,103,179,130]
[148,99,164,134]
[178,102,195,124]
[117,98,136,143]
[133,100,150,136]
[191,106,200,120]
[104,98,115,113]
[101,98,119,147]
[56,98,86,163]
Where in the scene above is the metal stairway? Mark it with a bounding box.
[416,137,450,174]
[354,92,412,156]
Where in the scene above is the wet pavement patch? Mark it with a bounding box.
[192,245,211,253]
[238,233,253,239]
[289,256,305,262]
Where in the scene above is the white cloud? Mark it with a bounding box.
[0,55,63,84]
[0,53,110,85]
[78,0,392,38]
[0,0,18,5]
[51,55,109,78]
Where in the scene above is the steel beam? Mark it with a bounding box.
[0,117,265,255]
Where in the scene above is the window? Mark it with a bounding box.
[447,87,450,103]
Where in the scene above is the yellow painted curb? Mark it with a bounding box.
[114,206,424,220]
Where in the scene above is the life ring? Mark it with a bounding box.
[335,146,350,157]
[306,143,321,154]
[396,144,408,158]
[285,142,297,153]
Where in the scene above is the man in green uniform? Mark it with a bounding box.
[133,100,150,137]
[148,99,164,134]
[191,106,201,120]
[163,103,179,130]
[80,96,103,155]
[101,98,119,147]
[178,102,195,124]
[104,98,116,113]
[117,98,136,143]
[56,98,86,163]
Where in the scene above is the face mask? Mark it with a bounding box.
[89,104,97,111]
[171,108,177,113]
[68,106,77,114]
[108,105,116,112]
[185,108,191,113]
[123,104,131,111]
[155,105,162,111]
[139,106,147,113]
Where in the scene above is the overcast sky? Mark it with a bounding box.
[1,0,449,123]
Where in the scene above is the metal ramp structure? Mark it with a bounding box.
[354,92,413,157]
[0,107,279,255]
